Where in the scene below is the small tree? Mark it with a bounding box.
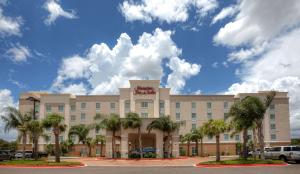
[190,127,204,156]
[202,119,230,162]
[100,114,121,158]
[183,133,192,156]
[95,135,106,157]
[122,112,142,158]
[69,124,91,156]
[42,113,66,163]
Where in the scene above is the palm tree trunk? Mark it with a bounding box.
[253,128,257,160]
[22,132,26,159]
[257,121,265,160]
[54,132,60,163]
[242,128,248,159]
[200,138,203,157]
[88,145,91,157]
[187,141,190,157]
[100,142,103,157]
[170,135,173,158]
[138,127,142,158]
[112,131,115,158]
[216,135,220,162]
[195,139,199,156]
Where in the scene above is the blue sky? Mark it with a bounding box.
[1,0,300,139]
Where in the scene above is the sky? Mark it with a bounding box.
[0,0,300,140]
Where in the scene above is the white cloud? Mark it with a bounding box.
[211,5,238,24]
[0,6,22,37]
[52,28,201,94]
[43,0,77,25]
[212,62,218,68]
[0,89,18,141]
[120,0,218,23]
[60,83,87,95]
[6,44,31,62]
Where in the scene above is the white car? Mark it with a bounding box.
[265,146,300,163]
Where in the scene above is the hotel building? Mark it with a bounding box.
[19,80,291,158]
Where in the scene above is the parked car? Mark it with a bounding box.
[37,151,48,158]
[0,150,13,161]
[248,147,270,157]
[14,151,33,159]
[265,146,300,163]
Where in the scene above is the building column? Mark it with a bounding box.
[156,132,164,158]
[121,134,128,158]
[172,134,179,158]
[105,135,113,158]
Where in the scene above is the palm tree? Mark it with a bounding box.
[100,114,121,158]
[95,135,106,157]
[202,119,230,162]
[122,112,142,158]
[68,124,91,156]
[147,116,179,158]
[190,127,204,156]
[26,120,49,160]
[42,113,66,163]
[183,132,192,156]
[86,137,94,157]
[1,107,32,159]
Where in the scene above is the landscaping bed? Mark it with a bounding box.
[0,160,83,167]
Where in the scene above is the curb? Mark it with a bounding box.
[0,163,86,169]
[96,157,189,161]
[194,163,288,168]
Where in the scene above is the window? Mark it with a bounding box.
[192,147,196,155]
[292,146,300,151]
[270,104,275,110]
[208,135,213,140]
[71,115,76,122]
[191,102,196,109]
[271,134,276,140]
[125,102,130,109]
[141,113,148,118]
[110,103,116,109]
[59,136,64,142]
[96,103,101,110]
[95,128,99,134]
[81,113,86,121]
[224,134,229,141]
[35,104,40,113]
[270,114,275,120]
[224,102,228,109]
[159,102,164,108]
[46,105,51,112]
[192,123,196,130]
[58,105,64,112]
[271,147,281,151]
[81,103,86,109]
[207,102,212,109]
[191,113,196,121]
[270,123,276,130]
[176,113,180,121]
[70,135,76,142]
[176,102,180,109]
[71,105,76,111]
[207,113,212,120]
[141,102,148,108]
[283,147,291,151]
[235,134,240,141]
[224,113,229,120]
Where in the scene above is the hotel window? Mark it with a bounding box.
[141,112,148,118]
[70,135,76,143]
[191,113,196,121]
[235,134,240,141]
[192,147,196,156]
[81,102,86,109]
[35,104,40,113]
[176,113,180,121]
[81,113,86,121]
[270,104,275,110]
[141,102,148,108]
[160,101,165,108]
[191,102,196,109]
[58,105,64,112]
[271,134,276,140]
[207,113,212,120]
[224,102,228,109]
[46,105,51,112]
[224,134,229,141]
[71,105,76,111]
[208,135,213,140]
[176,102,180,109]
[110,103,116,109]
[192,123,196,130]
[71,115,76,122]
[270,114,275,120]
[224,113,229,121]
[270,123,276,130]
[96,103,101,110]
[125,101,130,112]
[207,102,212,109]
[95,128,99,134]
[59,136,64,142]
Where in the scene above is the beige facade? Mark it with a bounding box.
[19,80,291,157]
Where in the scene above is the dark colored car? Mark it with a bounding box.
[0,150,13,161]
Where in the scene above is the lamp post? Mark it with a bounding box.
[26,96,40,160]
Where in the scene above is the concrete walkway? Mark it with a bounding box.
[63,156,238,167]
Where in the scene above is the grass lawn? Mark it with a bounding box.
[200,158,285,165]
[0,160,82,166]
